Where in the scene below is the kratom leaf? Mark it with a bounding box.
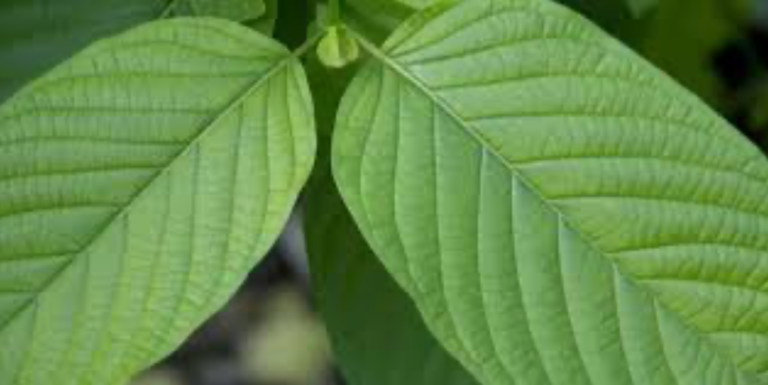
[0,0,167,103]
[174,0,277,34]
[305,152,478,385]
[190,0,266,22]
[0,18,315,384]
[331,0,438,43]
[249,0,279,35]
[343,0,416,32]
[333,0,768,384]
[170,0,276,33]
[304,57,476,384]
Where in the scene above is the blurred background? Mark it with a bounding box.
[3,0,768,384]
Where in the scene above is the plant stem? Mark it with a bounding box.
[159,0,181,19]
[329,0,341,26]
[293,31,324,58]
[346,27,380,56]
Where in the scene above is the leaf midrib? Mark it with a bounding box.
[348,28,757,377]
[0,51,297,334]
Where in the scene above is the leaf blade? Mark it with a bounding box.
[305,164,479,385]
[190,0,266,21]
[333,1,768,384]
[0,18,315,384]
[304,75,478,384]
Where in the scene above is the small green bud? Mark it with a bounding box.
[317,26,360,69]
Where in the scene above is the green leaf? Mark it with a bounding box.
[170,0,277,34]
[249,0,279,35]
[179,0,266,22]
[305,46,475,383]
[325,0,438,44]
[305,150,478,385]
[333,0,768,384]
[0,18,315,384]
[193,0,265,20]
[0,0,167,103]
[343,0,416,32]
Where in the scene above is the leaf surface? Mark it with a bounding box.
[191,0,266,21]
[333,0,768,384]
[0,18,315,384]
[333,0,438,43]
[175,0,278,34]
[304,56,476,381]
[249,0,279,35]
[306,159,478,385]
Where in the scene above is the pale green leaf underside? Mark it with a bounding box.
[333,0,768,384]
[0,18,315,384]
[305,150,477,385]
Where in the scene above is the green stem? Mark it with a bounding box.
[308,0,318,25]
[293,31,324,58]
[347,27,381,56]
[329,0,341,26]
[159,0,181,18]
